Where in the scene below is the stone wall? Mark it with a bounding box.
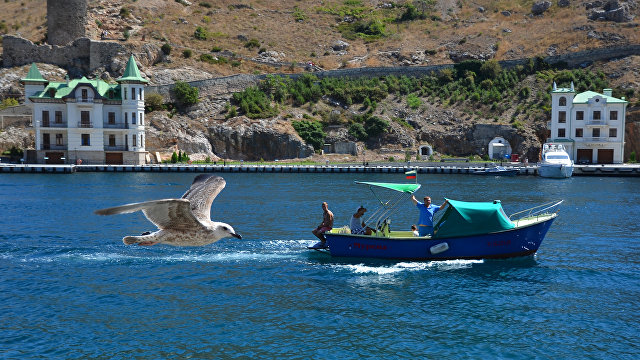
[1,36,127,77]
[47,0,88,46]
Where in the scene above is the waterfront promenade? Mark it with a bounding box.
[2,162,640,176]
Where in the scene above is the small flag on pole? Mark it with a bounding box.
[405,170,417,179]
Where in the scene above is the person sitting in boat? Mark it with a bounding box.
[311,202,334,248]
[411,224,419,237]
[411,195,448,236]
[350,206,374,235]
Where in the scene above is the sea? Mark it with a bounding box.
[0,172,638,359]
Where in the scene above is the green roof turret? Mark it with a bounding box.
[20,63,48,84]
[117,55,148,83]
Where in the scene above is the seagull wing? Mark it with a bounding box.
[95,199,203,230]
[181,174,226,222]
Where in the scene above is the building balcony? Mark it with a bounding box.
[576,137,617,142]
[40,121,68,128]
[104,145,128,151]
[103,122,129,129]
[586,120,607,126]
[41,144,68,150]
[78,121,93,128]
[67,97,95,103]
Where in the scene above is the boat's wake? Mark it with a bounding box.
[335,259,484,275]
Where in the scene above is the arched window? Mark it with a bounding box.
[559,96,566,106]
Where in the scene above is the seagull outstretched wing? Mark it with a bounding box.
[181,175,226,222]
[95,199,202,230]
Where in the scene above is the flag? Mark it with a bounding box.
[405,170,416,179]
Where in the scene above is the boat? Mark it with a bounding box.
[473,165,519,176]
[316,181,562,261]
[538,143,573,178]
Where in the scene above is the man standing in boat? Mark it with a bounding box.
[311,202,334,248]
[411,195,447,237]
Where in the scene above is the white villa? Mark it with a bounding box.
[22,55,148,165]
[548,82,628,164]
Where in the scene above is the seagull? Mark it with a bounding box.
[95,174,242,246]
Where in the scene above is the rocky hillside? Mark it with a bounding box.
[1,0,639,161]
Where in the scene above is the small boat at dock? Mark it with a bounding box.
[538,143,573,178]
[472,165,519,176]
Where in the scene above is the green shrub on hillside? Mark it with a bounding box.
[145,93,165,112]
[348,122,368,141]
[161,43,172,55]
[232,86,277,119]
[292,119,325,150]
[407,94,421,109]
[194,26,209,40]
[0,98,18,109]
[174,81,199,106]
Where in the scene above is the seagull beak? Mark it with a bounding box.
[231,232,242,239]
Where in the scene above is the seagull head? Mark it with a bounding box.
[212,222,242,241]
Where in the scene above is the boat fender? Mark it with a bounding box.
[430,242,449,255]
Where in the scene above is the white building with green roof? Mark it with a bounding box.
[21,55,148,165]
[549,82,628,164]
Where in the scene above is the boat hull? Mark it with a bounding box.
[538,163,573,178]
[473,169,519,176]
[324,217,556,260]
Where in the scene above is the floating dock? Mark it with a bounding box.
[2,163,640,176]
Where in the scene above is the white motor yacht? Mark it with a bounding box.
[538,143,574,178]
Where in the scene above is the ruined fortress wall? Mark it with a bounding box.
[1,36,126,76]
[47,0,88,46]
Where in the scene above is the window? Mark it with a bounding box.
[125,112,128,123]
[558,128,566,137]
[132,112,136,125]
[108,112,115,124]
[133,134,137,147]
[139,88,142,100]
[132,88,136,100]
[55,111,62,123]
[610,111,618,120]
[575,128,583,137]
[81,111,90,127]
[140,112,144,125]
[109,134,116,147]
[576,111,584,120]
[593,111,601,120]
[81,89,88,100]
[56,134,63,145]
[81,134,90,146]
[592,128,600,138]
[141,134,144,147]
[124,88,127,100]
[42,110,49,126]
[609,128,617,138]
[559,97,566,106]
[558,111,566,123]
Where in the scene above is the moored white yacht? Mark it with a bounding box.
[538,143,573,178]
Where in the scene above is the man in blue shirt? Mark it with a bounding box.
[411,195,448,236]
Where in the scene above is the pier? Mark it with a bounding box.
[2,163,640,176]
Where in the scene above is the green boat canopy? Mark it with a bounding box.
[433,199,515,238]
[355,181,421,194]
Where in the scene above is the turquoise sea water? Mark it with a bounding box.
[0,173,638,359]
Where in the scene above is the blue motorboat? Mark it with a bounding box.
[473,165,519,176]
[318,181,561,260]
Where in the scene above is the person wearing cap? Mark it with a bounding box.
[411,195,448,236]
[350,206,373,235]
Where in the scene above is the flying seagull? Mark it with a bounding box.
[95,174,241,246]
